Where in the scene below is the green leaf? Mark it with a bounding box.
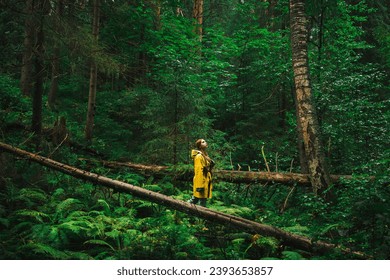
[282,251,305,260]
[84,239,115,251]
[15,210,50,223]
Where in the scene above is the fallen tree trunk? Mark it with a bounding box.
[0,142,364,257]
[82,158,364,186]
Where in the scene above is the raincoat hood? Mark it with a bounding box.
[191,149,202,159]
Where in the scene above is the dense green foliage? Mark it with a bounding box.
[0,0,389,259]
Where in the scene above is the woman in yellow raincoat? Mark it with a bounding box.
[188,139,214,207]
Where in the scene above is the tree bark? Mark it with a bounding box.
[79,158,362,186]
[155,0,161,30]
[85,0,100,141]
[289,0,331,194]
[31,0,48,146]
[20,0,35,97]
[292,83,309,174]
[193,0,204,40]
[48,0,65,109]
[0,141,365,257]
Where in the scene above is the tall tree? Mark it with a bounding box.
[85,0,100,141]
[20,0,35,97]
[48,0,64,110]
[289,0,331,194]
[193,0,204,40]
[31,0,50,146]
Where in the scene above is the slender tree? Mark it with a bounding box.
[289,0,331,194]
[20,0,35,97]
[85,0,100,141]
[31,0,51,146]
[151,0,162,30]
[193,0,204,40]
[48,0,65,110]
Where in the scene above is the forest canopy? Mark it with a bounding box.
[0,0,389,260]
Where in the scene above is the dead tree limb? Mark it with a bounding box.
[80,158,370,186]
[0,142,366,257]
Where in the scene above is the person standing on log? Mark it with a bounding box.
[188,139,214,207]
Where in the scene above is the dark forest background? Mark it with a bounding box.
[0,0,389,260]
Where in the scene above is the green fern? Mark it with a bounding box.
[88,210,105,217]
[21,242,69,259]
[113,206,136,217]
[105,229,121,240]
[56,198,84,214]
[84,239,115,251]
[15,209,50,223]
[67,210,89,218]
[282,250,306,260]
[0,217,10,228]
[282,225,310,236]
[97,199,111,215]
[243,236,280,259]
[52,188,65,198]
[14,188,48,207]
[58,220,96,237]
[211,204,254,218]
[64,250,93,260]
[142,184,163,192]
[320,223,342,236]
[120,173,145,185]
[105,229,122,250]
[11,221,35,234]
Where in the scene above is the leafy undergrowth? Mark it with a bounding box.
[0,146,388,260]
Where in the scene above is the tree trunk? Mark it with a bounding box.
[289,0,331,194]
[20,0,35,97]
[173,84,179,165]
[292,83,309,174]
[31,0,46,145]
[85,0,100,141]
[48,0,64,110]
[0,141,365,257]
[193,0,204,40]
[152,0,162,30]
[78,158,363,186]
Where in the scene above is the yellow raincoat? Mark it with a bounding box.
[191,149,213,199]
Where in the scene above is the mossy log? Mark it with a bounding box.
[82,158,363,186]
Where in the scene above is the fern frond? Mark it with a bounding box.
[211,204,253,217]
[97,199,111,215]
[142,184,163,192]
[94,251,115,260]
[282,250,305,260]
[320,223,341,235]
[21,242,69,259]
[135,200,154,208]
[283,225,310,236]
[64,250,93,260]
[56,198,83,214]
[11,221,34,234]
[16,188,47,205]
[88,210,105,217]
[15,209,50,223]
[84,239,115,251]
[58,220,94,236]
[255,236,280,248]
[52,188,65,198]
[121,173,145,185]
[113,207,136,218]
[67,210,89,218]
[105,229,121,240]
[0,217,10,228]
